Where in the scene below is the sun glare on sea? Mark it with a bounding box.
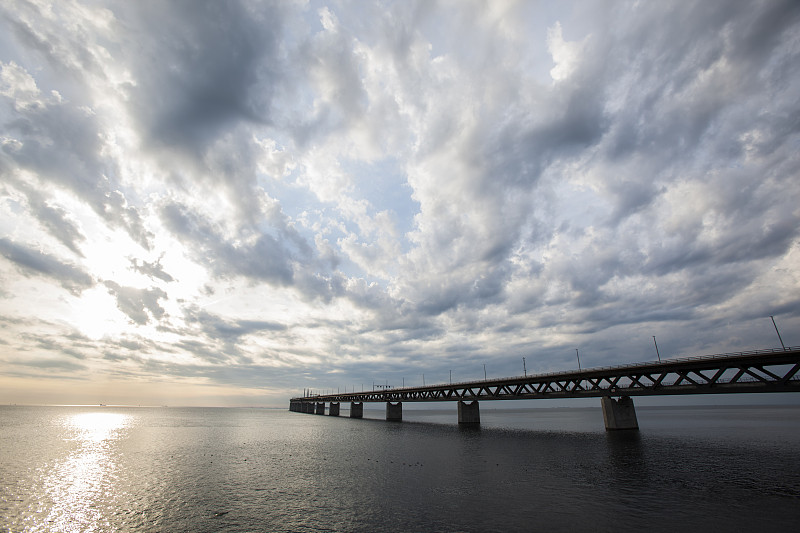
[40,411,134,531]
[68,411,132,443]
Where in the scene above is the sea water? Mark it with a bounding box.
[1,404,799,532]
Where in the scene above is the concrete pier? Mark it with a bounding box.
[315,402,326,415]
[601,396,639,430]
[386,401,402,421]
[350,402,363,418]
[457,400,480,424]
[329,402,340,416]
[302,402,313,413]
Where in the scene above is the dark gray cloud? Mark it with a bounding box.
[9,180,86,256]
[113,0,285,154]
[0,237,93,294]
[19,331,87,360]
[104,1,297,227]
[158,200,337,305]
[103,281,167,326]
[129,256,174,283]
[160,202,297,286]
[182,305,286,343]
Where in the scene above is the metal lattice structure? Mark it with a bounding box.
[292,347,800,404]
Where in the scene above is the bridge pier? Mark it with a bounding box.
[350,402,363,418]
[329,402,340,416]
[458,400,480,424]
[601,396,639,430]
[386,402,402,421]
[315,402,326,415]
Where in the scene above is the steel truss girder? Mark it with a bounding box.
[293,347,800,404]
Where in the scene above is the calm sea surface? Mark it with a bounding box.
[2,404,799,532]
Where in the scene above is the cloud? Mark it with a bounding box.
[0,0,798,406]
[159,201,300,288]
[103,281,167,326]
[129,256,174,283]
[182,305,287,342]
[3,178,87,256]
[0,237,93,294]
[0,59,154,250]
[115,1,285,153]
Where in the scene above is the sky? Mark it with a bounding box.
[1,0,799,407]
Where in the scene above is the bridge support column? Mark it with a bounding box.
[329,402,340,416]
[386,402,402,421]
[601,396,639,430]
[315,402,325,415]
[458,400,480,424]
[350,402,363,418]
[305,402,314,414]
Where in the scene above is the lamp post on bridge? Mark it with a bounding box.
[523,357,527,377]
[576,349,581,371]
[484,364,487,381]
[771,316,787,351]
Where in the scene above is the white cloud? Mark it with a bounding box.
[547,22,587,82]
[0,61,44,110]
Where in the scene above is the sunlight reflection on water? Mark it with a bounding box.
[42,412,132,532]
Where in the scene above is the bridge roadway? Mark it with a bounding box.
[289,346,800,430]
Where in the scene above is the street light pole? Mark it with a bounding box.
[484,364,487,381]
[523,357,527,377]
[576,349,581,371]
[771,316,787,350]
[653,336,662,362]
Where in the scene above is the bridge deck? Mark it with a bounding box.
[292,347,800,404]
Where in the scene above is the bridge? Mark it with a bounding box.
[289,346,800,430]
